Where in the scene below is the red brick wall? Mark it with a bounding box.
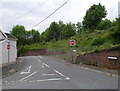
[23,49,47,56]
[77,51,120,69]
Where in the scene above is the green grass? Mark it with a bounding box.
[18,29,120,56]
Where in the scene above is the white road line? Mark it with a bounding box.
[42,63,44,68]
[38,59,42,62]
[20,65,32,74]
[44,63,49,67]
[80,66,102,73]
[42,74,57,76]
[54,69,70,80]
[11,81,14,83]
[31,78,62,82]
[38,57,49,68]
[5,81,8,83]
[18,72,37,82]
[65,77,70,80]
[54,69,66,78]
[80,66,119,77]
[29,77,70,83]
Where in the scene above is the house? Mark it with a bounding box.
[0,30,17,67]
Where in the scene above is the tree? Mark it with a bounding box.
[76,22,82,33]
[117,17,120,31]
[82,3,107,31]
[10,25,26,46]
[46,22,61,41]
[62,22,76,39]
[98,19,111,30]
[58,20,66,40]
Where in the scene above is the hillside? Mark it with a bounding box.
[18,29,120,56]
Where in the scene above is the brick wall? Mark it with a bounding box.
[23,49,47,56]
[77,51,120,69]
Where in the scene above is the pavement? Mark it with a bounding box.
[1,56,119,89]
[0,57,24,78]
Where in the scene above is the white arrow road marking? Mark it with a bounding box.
[20,65,32,74]
[54,69,70,80]
[42,62,49,68]
[18,72,37,82]
[37,58,49,68]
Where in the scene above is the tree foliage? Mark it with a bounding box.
[82,3,107,31]
[10,25,40,46]
[10,25,26,46]
[41,21,76,41]
[76,22,82,33]
[98,19,111,30]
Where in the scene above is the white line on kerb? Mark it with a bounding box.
[80,67,102,73]
[18,72,37,82]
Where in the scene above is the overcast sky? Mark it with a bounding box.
[0,0,119,33]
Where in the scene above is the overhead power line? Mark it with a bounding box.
[32,0,70,28]
[4,0,48,24]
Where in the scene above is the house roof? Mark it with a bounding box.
[5,33,17,41]
[0,30,17,41]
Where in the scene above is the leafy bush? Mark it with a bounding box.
[108,26,120,44]
[91,37,105,46]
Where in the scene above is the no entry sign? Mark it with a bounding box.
[7,44,10,50]
[70,40,76,46]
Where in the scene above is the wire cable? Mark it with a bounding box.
[32,0,70,28]
[4,0,48,24]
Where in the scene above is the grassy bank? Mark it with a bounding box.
[18,29,120,56]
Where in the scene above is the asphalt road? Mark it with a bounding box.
[2,56,118,89]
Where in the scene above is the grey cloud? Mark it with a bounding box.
[1,0,119,33]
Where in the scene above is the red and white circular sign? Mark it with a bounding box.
[70,40,76,46]
[7,44,10,50]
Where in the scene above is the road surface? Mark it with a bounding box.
[2,56,118,89]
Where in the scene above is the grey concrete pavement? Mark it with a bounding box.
[2,56,118,89]
[0,57,23,78]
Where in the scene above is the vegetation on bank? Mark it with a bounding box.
[9,3,120,56]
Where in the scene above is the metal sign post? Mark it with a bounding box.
[7,41,10,69]
[69,40,77,64]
